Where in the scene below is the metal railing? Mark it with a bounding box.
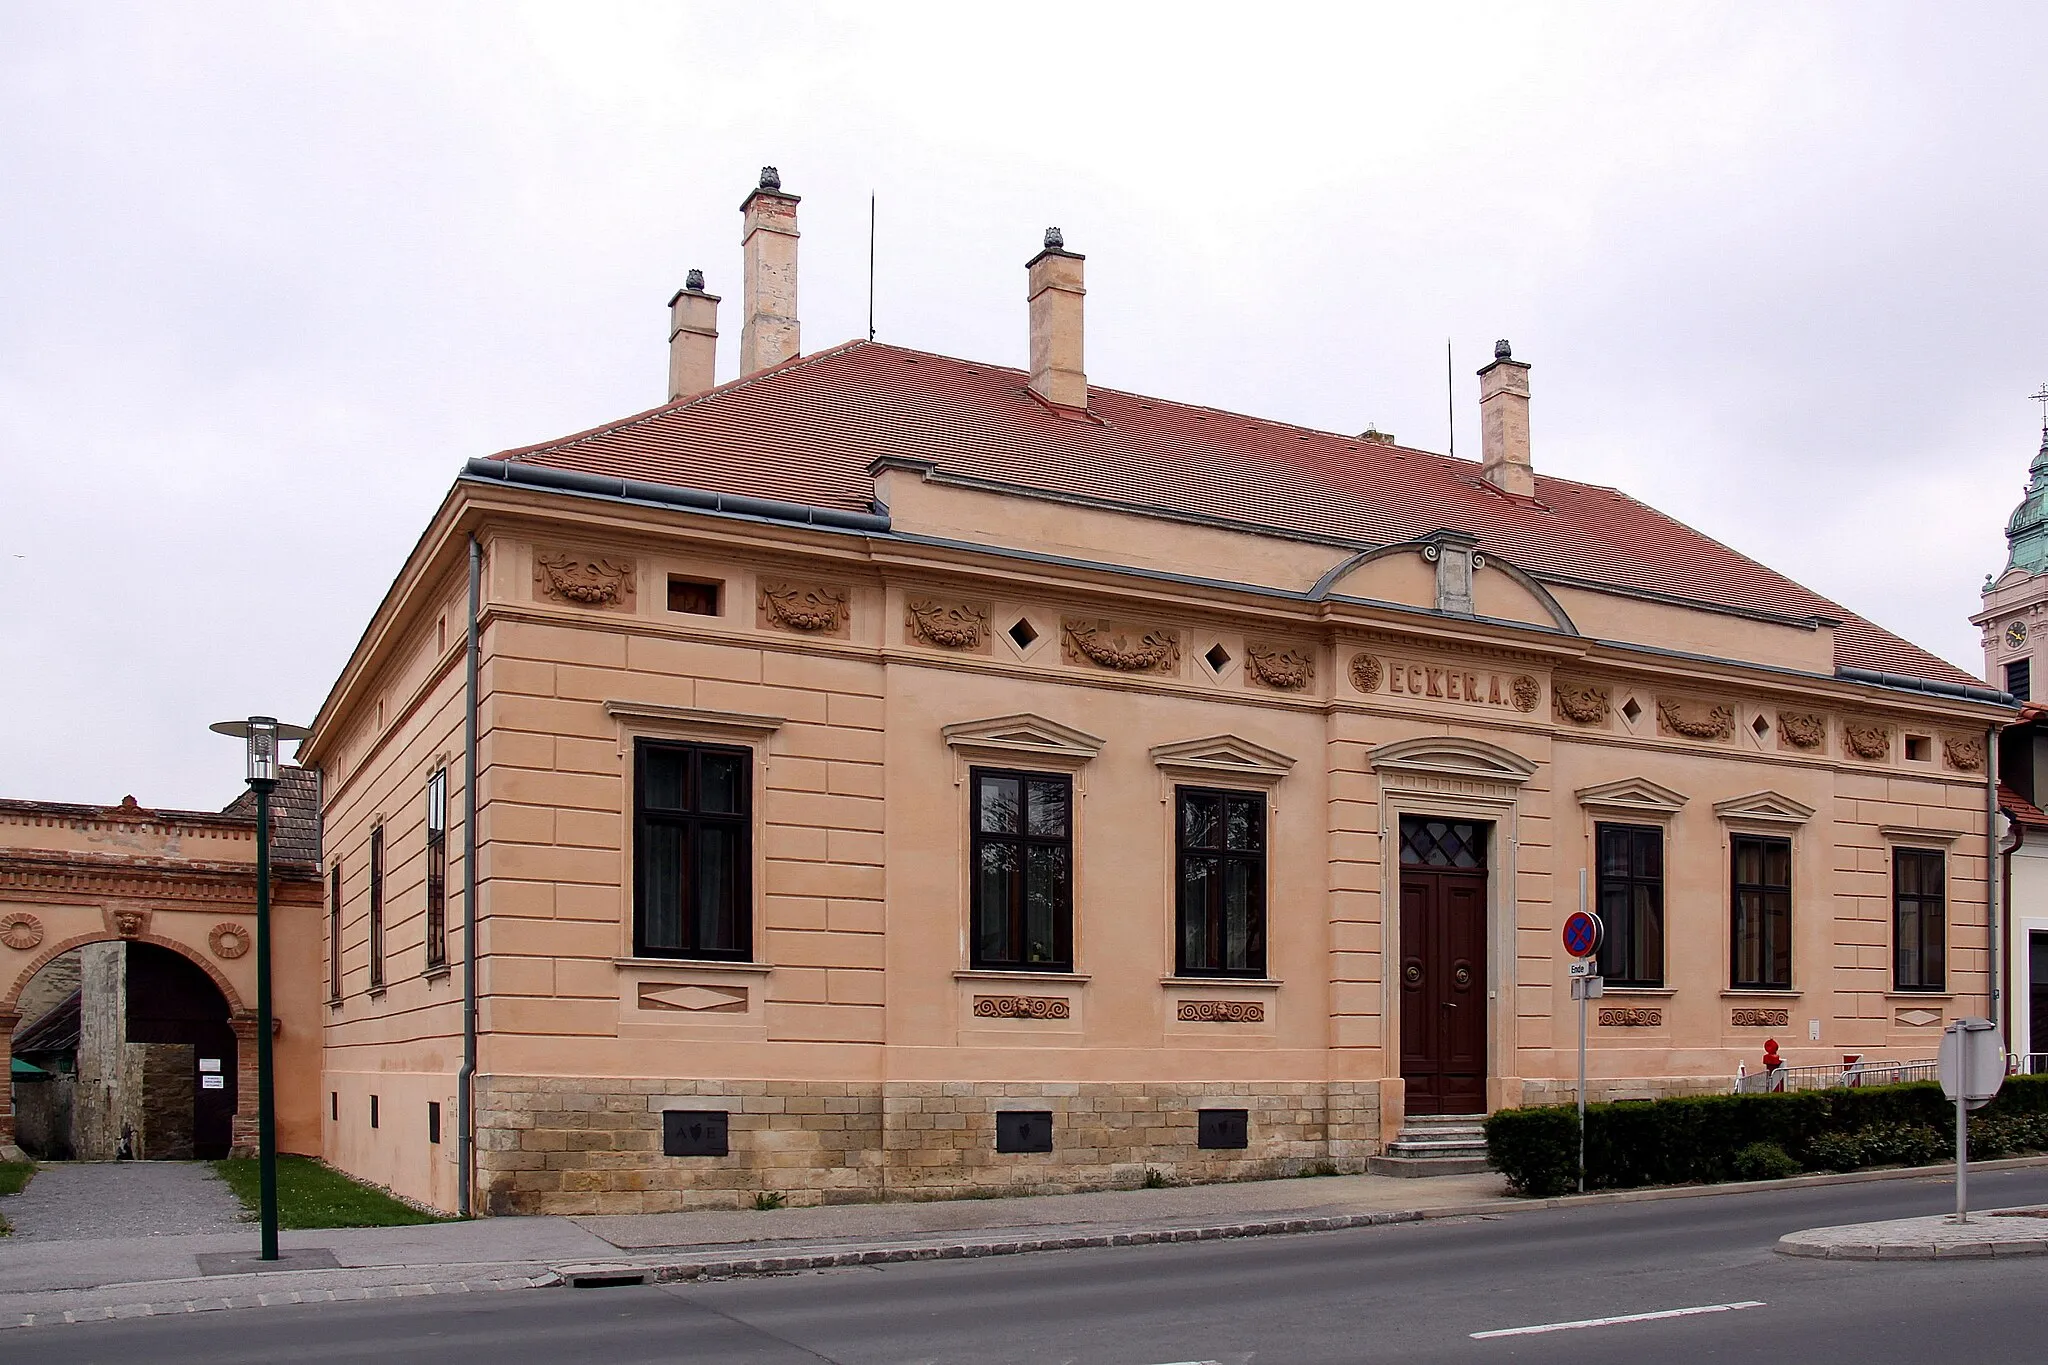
[2020,1053,2048,1076]
[1733,1058,1938,1094]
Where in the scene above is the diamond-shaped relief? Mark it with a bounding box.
[637,983,748,1013]
[1204,644,1232,673]
[1621,697,1642,724]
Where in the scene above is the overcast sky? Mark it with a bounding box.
[4,3,2046,810]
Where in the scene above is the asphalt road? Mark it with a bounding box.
[31,1167,2048,1364]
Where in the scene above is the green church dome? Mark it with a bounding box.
[2004,428,2048,577]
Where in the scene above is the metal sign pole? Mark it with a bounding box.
[1577,869,1588,1195]
[1956,1034,1969,1224]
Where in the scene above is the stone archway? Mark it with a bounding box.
[4,933,257,1159]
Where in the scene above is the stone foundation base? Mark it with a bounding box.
[475,1077,1382,1216]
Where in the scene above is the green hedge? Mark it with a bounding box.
[1484,1074,2048,1197]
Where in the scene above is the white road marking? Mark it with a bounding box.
[1471,1300,1766,1339]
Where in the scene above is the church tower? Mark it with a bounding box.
[1975,406,2048,701]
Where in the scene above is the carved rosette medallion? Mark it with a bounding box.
[1943,735,1986,773]
[759,582,851,634]
[533,550,635,607]
[1245,642,1314,691]
[1553,680,1611,725]
[1777,712,1826,751]
[1060,619,1181,675]
[1177,1000,1265,1023]
[1657,698,1735,741]
[905,598,989,650]
[1348,653,1383,694]
[1511,675,1540,712]
[1842,722,1891,762]
[0,912,43,952]
[208,922,251,960]
[1730,1007,1790,1028]
[1597,1008,1663,1027]
[972,995,1072,1020]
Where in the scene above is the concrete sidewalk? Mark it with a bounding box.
[1778,1205,2048,1259]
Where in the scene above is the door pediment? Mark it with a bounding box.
[1576,777,1689,817]
[1370,736,1537,787]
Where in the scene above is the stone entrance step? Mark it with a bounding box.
[1367,1113,1493,1178]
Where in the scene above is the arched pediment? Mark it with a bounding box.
[1576,777,1689,817]
[1369,736,1538,786]
[942,713,1105,765]
[1712,790,1815,826]
[1150,734,1297,784]
[1311,535,1577,634]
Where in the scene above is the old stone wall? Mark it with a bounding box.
[73,942,125,1159]
[1518,1076,1731,1107]
[12,1075,72,1159]
[130,1042,195,1160]
[15,948,81,1029]
[475,1075,1379,1216]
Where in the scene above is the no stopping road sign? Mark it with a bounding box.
[1562,910,1603,959]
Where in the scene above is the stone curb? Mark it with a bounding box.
[1778,1237,2048,1261]
[2,1273,559,1331]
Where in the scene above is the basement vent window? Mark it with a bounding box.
[370,1095,380,1129]
[1752,715,1770,739]
[995,1110,1054,1154]
[428,1100,442,1145]
[1007,618,1039,650]
[667,576,722,616]
[1197,1108,1250,1150]
[1204,644,1232,674]
[663,1110,730,1157]
[1905,735,1932,762]
[330,1092,338,1122]
[1620,697,1642,724]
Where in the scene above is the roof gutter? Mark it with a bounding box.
[461,458,891,533]
[1835,666,2016,708]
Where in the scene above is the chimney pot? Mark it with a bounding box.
[1026,230,1087,410]
[739,170,801,375]
[668,269,720,401]
[1476,342,1534,496]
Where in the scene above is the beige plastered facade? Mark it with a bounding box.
[302,467,2005,1216]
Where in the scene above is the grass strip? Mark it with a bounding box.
[0,1160,35,1236]
[212,1154,452,1229]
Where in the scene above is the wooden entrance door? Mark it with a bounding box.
[1398,817,1489,1116]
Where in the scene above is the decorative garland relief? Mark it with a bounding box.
[905,598,989,650]
[759,582,851,634]
[1244,642,1314,691]
[533,550,635,607]
[1657,698,1735,741]
[972,995,1072,1020]
[1176,1000,1265,1023]
[1061,620,1180,674]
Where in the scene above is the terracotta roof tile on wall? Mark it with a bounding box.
[487,340,1976,689]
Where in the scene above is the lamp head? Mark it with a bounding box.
[210,715,312,784]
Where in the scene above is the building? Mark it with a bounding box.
[302,170,2010,1216]
[1976,419,2048,1070]
[0,773,325,1160]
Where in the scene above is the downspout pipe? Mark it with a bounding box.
[1988,725,2003,1047]
[458,535,481,1217]
[2001,798,2022,1052]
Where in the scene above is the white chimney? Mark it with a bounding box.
[667,269,718,401]
[738,166,800,376]
[1026,227,1086,410]
[1477,339,1533,496]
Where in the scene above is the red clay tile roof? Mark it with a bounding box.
[489,340,1976,688]
[1999,783,2048,830]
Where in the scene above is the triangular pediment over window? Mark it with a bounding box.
[1713,790,1816,826]
[942,713,1105,764]
[1150,734,1297,783]
[1576,777,1689,817]
[1368,736,1537,786]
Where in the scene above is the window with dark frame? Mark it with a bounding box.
[368,825,386,990]
[633,739,753,960]
[425,768,448,971]
[2008,658,2032,702]
[970,768,1073,971]
[1731,833,1792,990]
[1892,847,1946,992]
[328,862,343,1000]
[427,1100,442,1145]
[1594,823,1664,987]
[1174,787,1266,977]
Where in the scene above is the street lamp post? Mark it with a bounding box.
[210,714,311,1262]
